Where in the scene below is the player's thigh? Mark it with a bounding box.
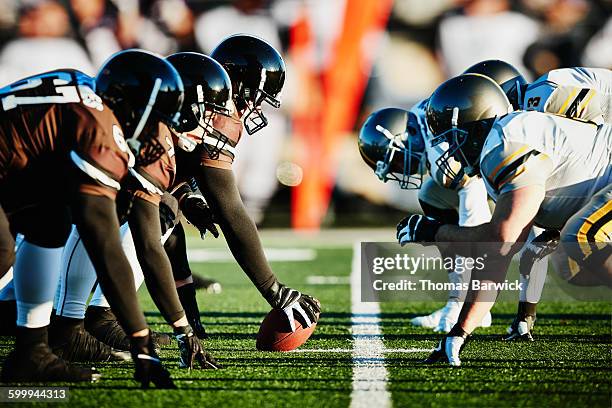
[0,205,15,277]
[418,178,460,224]
[556,185,612,282]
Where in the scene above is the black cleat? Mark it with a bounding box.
[49,317,131,362]
[503,315,535,341]
[1,342,100,383]
[85,306,171,351]
[85,306,130,351]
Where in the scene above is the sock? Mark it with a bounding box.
[177,283,200,324]
[448,258,472,302]
[14,241,63,328]
[90,224,144,308]
[55,226,97,319]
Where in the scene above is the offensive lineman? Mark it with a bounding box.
[399,73,611,366]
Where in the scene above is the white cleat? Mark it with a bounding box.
[410,306,445,328]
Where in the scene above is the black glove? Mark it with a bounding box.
[130,334,176,389]
[396,214,442,245]
[519,229,560,276]
[263,280,321,332]
[174,325,221,369]
[181,194,219,239]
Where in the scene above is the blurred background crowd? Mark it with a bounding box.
[0,0,610,229]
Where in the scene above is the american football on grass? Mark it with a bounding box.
[256,309,318,351]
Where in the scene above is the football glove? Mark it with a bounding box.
[181,193,219,239]
[174,325,220,369]
[424,329,469,367]
[130,334,176,389]
[263,280,321,332]
[519,229,560,276]
[396,214,442,245]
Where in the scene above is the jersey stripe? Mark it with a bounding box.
[577,89,596,117]
[576,200,612,243]
[487,144,529,182]
[556,87,579,114]
[492,150,538,190]
[565,88,590,118]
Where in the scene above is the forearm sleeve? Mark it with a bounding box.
[196,166,276,294]
[72,192,147,334]
[128,196,185,324]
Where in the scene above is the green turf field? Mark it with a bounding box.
[0,229,610,407]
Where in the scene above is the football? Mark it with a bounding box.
[256,309,318,351]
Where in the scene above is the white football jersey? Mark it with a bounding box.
[480,111,612,229]
[522,67,612,124]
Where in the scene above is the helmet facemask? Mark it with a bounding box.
[240,70,282,135]
[431,107,495,186]
[374,124,425,190]
[173,99,233,159]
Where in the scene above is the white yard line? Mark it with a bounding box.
[350,242,392,408]
[188,248,316,263]
[306,275,350,285]
[291,348,431,354]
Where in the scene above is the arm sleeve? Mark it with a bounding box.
[127,196,185,324]
[196,166,276,294]
[71,191,147,334]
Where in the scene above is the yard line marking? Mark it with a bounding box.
[291,348,432,354]
[350,242,392,408]
[306,275,350,285]
[188,248,316,263]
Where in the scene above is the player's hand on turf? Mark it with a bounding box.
[519,229,560,276]
[182,193,220,239]
[264,281,321,332]
[130,334,176,389]
[396,214,442,245]
[174,325,221,370]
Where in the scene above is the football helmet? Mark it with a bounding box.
[211,34,285,135]
[358,107,425,189]
[463,59,527,110]
[166,52,233,157]
[96,49,184,165]
[427,74,512,184]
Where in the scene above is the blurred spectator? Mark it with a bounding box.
[437,0,540,78]
[0,0,94,85]
[69,0,121,67]
[195,0,287,224]
[523,0,609,78]
[583,16,612,68]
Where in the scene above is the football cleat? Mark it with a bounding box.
[504,315,535,341]
[49,318,131,362]
[192,274,222,294]
[410,306,445,329]
[424,335,467,367]
[85,306,171,351]
[1,342,100,383]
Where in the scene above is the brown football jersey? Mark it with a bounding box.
[0,70,131,213]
